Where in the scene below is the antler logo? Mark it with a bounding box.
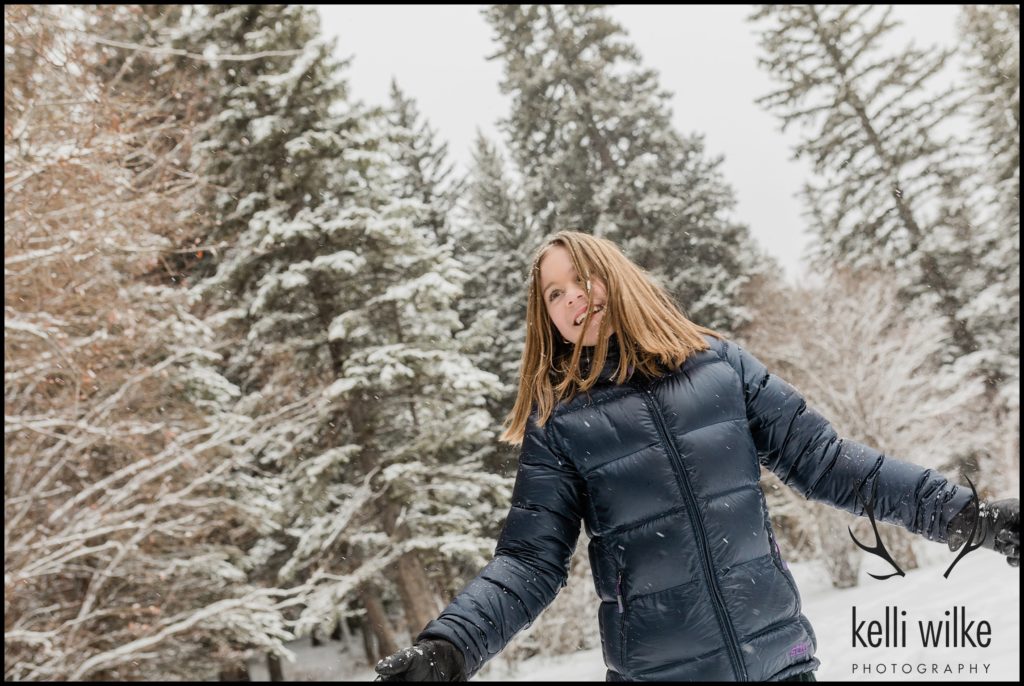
[848,478,905,580]
[848,476,982,580]
[942,476,983,579]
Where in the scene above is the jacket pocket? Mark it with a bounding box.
[767,530,801,614]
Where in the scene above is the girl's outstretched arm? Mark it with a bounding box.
[713,337,973,544]
[414,409,586,679]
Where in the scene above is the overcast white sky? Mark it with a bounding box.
[313,4,963,282]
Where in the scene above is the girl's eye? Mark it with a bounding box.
[548,290,561,302]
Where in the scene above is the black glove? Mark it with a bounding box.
[374,638,467,681]
[947,497,1019,567]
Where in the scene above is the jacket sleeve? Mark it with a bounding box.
[417,409,585,678]
[713,337,972,543]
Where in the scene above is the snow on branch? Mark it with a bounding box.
[65,588,299,681]
[49,20,306,63]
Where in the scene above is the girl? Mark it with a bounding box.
[375,231,1019,682]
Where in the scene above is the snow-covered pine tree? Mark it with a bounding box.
[451,132,533,438]
[749,6,1012,398]
[175,4,405,658]
[185,8,510,654]
[749,5,1021,489]
[482,4,767,334]
[178,5,346,283]
[383,84,523,472]
[300,85,512,644]
[385,79,464,249]
[183,6,357,391]
[955,5,1020,467]
[384,81,527,490]
[958,5,1020,232]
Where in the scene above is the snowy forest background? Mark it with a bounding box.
[4,4,1018,681]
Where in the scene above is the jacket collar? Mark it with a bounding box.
[579,332,627,382]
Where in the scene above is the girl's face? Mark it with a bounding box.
[539,245,613,347]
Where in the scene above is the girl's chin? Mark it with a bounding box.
[573,329,615,347]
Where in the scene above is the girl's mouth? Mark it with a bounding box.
[574,304,604,326]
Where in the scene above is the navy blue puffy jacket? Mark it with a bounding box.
[419,334,972,680]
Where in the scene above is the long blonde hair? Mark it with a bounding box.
[499,231,723,445]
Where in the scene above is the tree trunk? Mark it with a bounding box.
[344,379,443,650]
[266,654,284,682]
[361,620,377,667]
[218,660,250,681]
[380,498,443,638]
[1000,402,1020,490]
[332,614,345,642]
[360,586,399,659]
[395,549,443,638]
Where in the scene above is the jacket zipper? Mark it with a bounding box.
[641,387,748,680]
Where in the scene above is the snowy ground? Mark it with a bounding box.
[252,546,1019,681]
